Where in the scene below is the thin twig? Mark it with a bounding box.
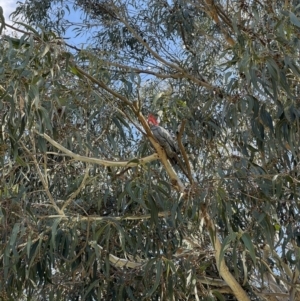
[116,11,214,90]
[61,164,90,211]
[71,63,136,111]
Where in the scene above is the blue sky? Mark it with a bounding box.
[2,1,87,46]
[2,0,16,30]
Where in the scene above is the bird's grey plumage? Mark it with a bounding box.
[147,114,179,164]
[149,124,179,159]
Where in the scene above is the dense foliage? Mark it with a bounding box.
[1,0,300,300]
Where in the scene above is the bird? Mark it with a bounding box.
[147,114,179,164]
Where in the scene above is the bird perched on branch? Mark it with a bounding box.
[147,114,179,164]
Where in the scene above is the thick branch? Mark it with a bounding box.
[201,204,250,301]
[90,242,143,269]
[36,131,158,167]
[204,0,235,46]
[39,211,170,221]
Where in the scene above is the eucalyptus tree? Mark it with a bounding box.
[1,0,300,300]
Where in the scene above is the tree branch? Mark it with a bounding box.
[115,11,214,90]
[35,131,158,167]
[90,242,143,269]
[70,62,136,111]
[61,164,90,211]
[201,204,250,301]
[39,211,171,221]
[204,0,235,47]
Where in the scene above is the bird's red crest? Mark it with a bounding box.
[147,114,159,125]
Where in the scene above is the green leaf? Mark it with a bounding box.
[241,233,256,265]
[69,65,83,77]
[0,6,5,35]
[213,290,226,301]
[10,223,20,246]
[14,21,40,35]
[112,116,126,142]
[251,118,264,141]
[266,57,279,80]
[218,232,236,268]
[259,105,274,133]
[250,67,265,96]
[289,12,300,27]
[152,92,165,106]
[15,155,27,167]
[41,43,51,58]
[145,259,162,297]
[51,218,62,250]
[116,113,130,128]
[113,221,126,252]
[83,279,100,299]
[148,193,159,225]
